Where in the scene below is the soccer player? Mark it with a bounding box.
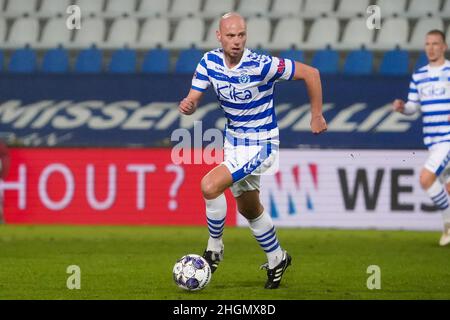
[393,29,450,246]
[179,13,327,288]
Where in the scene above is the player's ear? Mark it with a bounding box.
[216,30,221,42]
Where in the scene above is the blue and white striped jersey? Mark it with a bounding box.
[191,48,295,145]
[408,60,450,148]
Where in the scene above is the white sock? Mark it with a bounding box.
[248,210,284,269]
[426,180,450,224]
[205,193,226,252]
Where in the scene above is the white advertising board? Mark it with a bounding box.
[237,149,443,230]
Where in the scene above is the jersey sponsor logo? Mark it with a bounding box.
[216,83,252,102]
[239,73,250,84]
[421,84,446,98]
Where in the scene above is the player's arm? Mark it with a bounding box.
[179,88,204,115]
[292,61,327,134]
[393,76,420,115]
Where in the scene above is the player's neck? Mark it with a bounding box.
[224,53,243,69]
[429,57,446,67]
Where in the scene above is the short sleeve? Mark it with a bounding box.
[265,56,296,83]
[191,57,211,92]
[407,75,420,106]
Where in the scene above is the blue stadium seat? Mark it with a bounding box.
[311,48,339,74]
[9,47,37,73]
[343,48,373,75]
[379,48,409,75]
[279,49,304,63]
[142,48,170,73]
[414,52,428,70]
[108,48,137,73]
[74,46,103,73]
[41,47,70,73]
[175,48,203,74]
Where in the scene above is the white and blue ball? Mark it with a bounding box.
[172,254,211,291]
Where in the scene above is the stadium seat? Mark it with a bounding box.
[0,18,6,44]
[202,0,235,18]
[376,0,406,16]
[279,49,304,62]
[408,0,441,17]
[379,48,409,76]
[142,48,170,73]
[106,17,139,48]
[442,0,450,17]
[303,17,339,50]
[5,0,37,17]
[108,48,137,73]
[269,18,304,50]
[408,17,444,50]
[201,17,221,49]
[175,48,203,74]
[39,0,70,17]
[40,17,73,48]
[336,0,369,18]
[7,17,39,48]
[170,0,202,17]
[236,0,270,17]
[104,0,137,18]
[76,0,105,16]
[270,0,302,18]
[74,46,103,73]
[343,48,373,75]
[311,47,339,74]
[337,17,374,50]
[138,0,170,17]
[302,0,336,18]
[41,47,70,73]
[414,52,428,70]
[8,46,37,73]
[375,17,408,50]
[246,17,271,49]
[447,24,450,44]
[138,17,170,48]
[170,17,205,49]
[72,17,105,48]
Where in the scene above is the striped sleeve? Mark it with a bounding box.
[407,75,420,106]
[191,57,210,92]
[265,56,296,82]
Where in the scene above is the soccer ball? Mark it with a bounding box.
[172,254,212,291]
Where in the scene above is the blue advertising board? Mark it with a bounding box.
[0,74,423,149]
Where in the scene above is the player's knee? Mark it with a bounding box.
[419,172,434,190]
[201,176,220,200]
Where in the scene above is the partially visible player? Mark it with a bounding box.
[179,13,327,288]
[393,30,450,246]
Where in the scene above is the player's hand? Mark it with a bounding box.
[179,98,197,115]
[311,114,327,135]
[393,99,405,113]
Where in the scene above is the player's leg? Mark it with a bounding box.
[420,145,450,246]
[234,184,291,289]
[201,164,233,272]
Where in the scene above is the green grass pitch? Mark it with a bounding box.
[0,225,450,300]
